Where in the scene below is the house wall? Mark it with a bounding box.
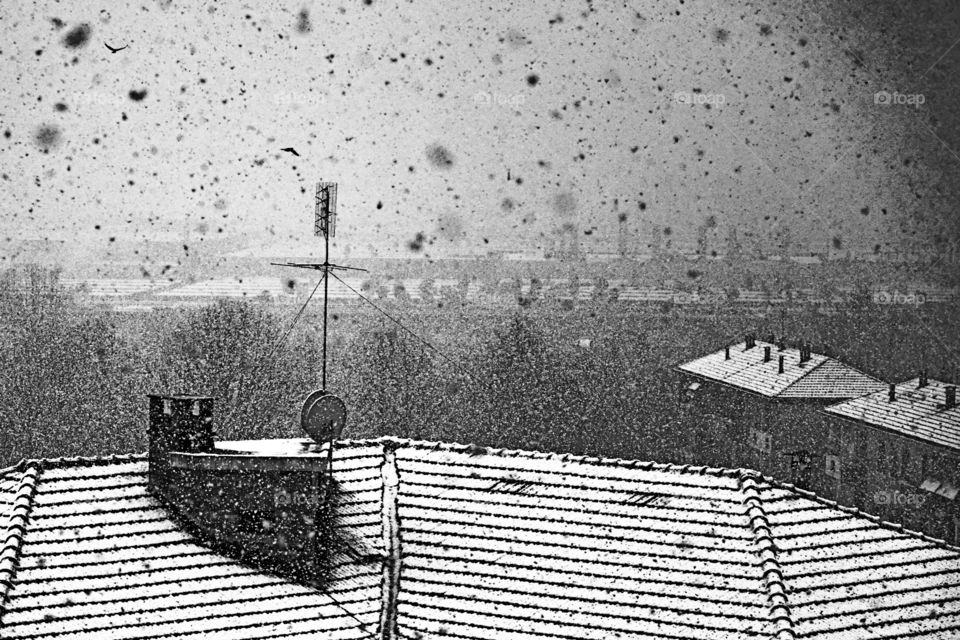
[825,416,960,544]
[676,373,960,544]
[677,373,833,493]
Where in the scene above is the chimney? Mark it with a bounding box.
[148,394,214,490]
[146,393,340,588]
[778,355,785,374]
[725,346,730,360]
[888,383,896,402]
[745,333,756,349]
[766,333,775,344]
[777,338,786,351]
[764,346,771,362]
[947,386,957,409]
[799,343,811,364]
[919,369,928,388]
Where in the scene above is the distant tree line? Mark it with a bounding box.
[0,266,956,467]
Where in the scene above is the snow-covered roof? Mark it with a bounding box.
[825,378,960,451]
[678,340,887,399]
[2,439,960,640]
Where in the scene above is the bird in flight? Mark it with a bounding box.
[281,147,300,157]
[104,42,129,53]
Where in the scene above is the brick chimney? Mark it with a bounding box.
[919,370,928,388]
[888,383,896,402]
[725,345,730,360]
[147,394,214,491]
[778,355,785,374]
[764,346,771,362]
[745,333,756,349]
[947,386,957,409]
[146,394,344,588]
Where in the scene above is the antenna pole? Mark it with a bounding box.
[322,227,329,392]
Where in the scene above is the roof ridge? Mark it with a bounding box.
[776,355,829,395]
[755,473,960,554]
[0,463,42,624]
[14,452,148,470]
[0,461,29,480]
[736,470,795,640]
[378,437,752,479]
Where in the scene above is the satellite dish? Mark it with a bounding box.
[300,389,327,425]
[301,390,347,443]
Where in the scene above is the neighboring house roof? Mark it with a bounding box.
[0,439,958,640]
[825,378,960,452]
[677,340,887,399]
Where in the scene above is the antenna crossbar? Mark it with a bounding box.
[271,262,368,273]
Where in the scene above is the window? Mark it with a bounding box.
[825,454,841,479]
[900,447,911,479]
[679,380,701,404]
[749,428,772,454]
[855,432,868,458]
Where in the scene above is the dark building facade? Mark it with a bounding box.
[823,377,960,544]
[674,335,887,498]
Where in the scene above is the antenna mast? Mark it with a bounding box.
[318,182,335,391]
[272,181,366,393]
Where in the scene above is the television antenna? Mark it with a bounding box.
[273,182,366,393]
[272,181,366,457]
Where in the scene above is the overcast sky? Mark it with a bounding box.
[2,0,960,265]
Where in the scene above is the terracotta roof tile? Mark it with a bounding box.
[3,439,960,639]
[825,378,960,451]
[0,451,381,640]
[678,341,886,399]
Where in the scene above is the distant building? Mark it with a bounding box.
[823,375,960,544]
[675,335,887,494]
